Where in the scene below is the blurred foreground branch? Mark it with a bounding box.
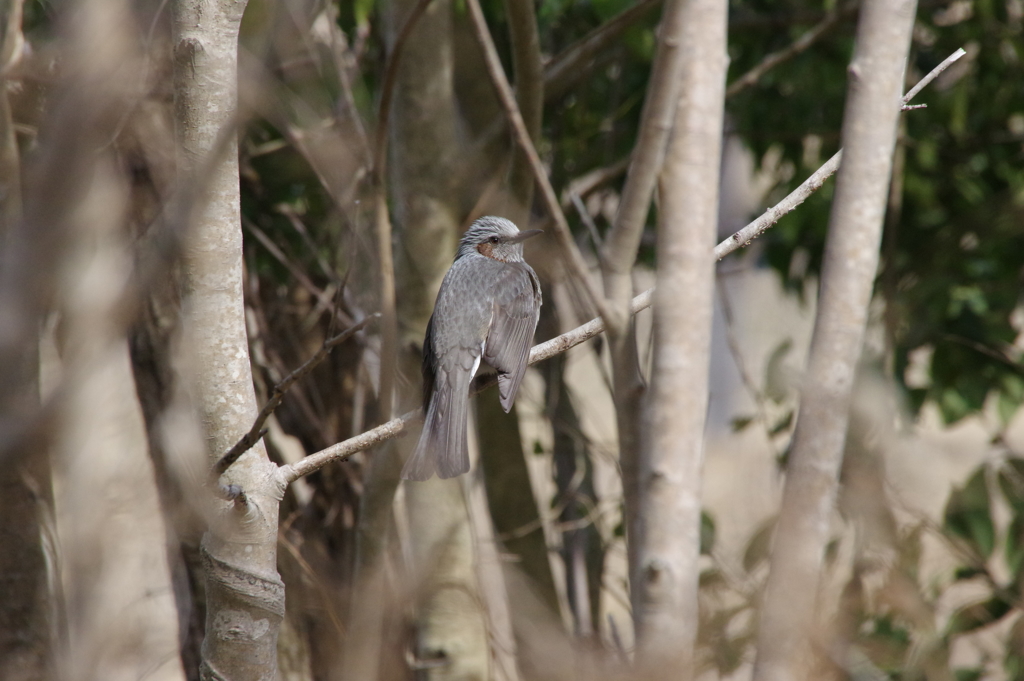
[752,0,918,678]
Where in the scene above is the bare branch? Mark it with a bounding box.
[504,0,544,210]
[278,285,656,483]
[464,0,613,324]
[212,314,378,478]
[900,47,966,103]
[244,217,338,312]
[373,0,435,176]
[714,47,966,261]
[559,156,631,209]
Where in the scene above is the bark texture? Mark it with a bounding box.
[752,2,918,679]
[172,0,286,677]
[634,0,727,677]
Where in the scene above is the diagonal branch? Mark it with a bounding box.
[213,314,378,478]
[278,286,655,483]
[715,47,966,260]
[274,47,966,487]
[464,0,613,325]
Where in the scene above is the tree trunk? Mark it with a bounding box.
[752,2,918,679]
[596,0,690,600]
[633,0,727,677]
[171,0,287,677]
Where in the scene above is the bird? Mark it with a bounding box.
[401,216,543,481]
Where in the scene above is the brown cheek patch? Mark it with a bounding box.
[476,242,494,258]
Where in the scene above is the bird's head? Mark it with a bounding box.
[456,216,543,263]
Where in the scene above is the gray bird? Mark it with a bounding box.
[402,216,543,481]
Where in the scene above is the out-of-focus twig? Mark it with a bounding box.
[543,0,662,102]
[373,0,434,175]
[726,0,858,98]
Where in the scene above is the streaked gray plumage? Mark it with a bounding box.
[402,216,542,481]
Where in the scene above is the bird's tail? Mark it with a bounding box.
[401,369,471,481]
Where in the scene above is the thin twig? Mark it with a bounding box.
[559,156,631,209]
[726,0,858,98]
[900,48,966,103]
[570,191,603,252]
[464,0,613,325]
[244,217,338,312]
[276,204,345,287]
[213,314,378,478]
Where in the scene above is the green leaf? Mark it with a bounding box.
[947,597,1012,635]
[943,467,996,558]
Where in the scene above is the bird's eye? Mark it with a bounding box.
[489,236,500,244]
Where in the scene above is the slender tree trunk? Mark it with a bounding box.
[752,2,917,679]
[633,0,727,677]
[172,0,287,677]
[596,0,689,599]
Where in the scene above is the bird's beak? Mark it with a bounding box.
[508,229,544,244]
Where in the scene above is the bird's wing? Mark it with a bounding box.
[402,258,493,481]
[483,263,542,412]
